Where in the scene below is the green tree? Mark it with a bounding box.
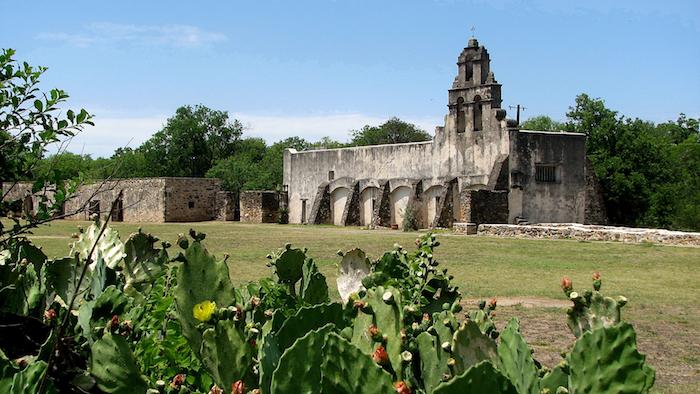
[206,137,270,193]
[308,136,346,150]
[349,117,431,146]
[0,48,93,243]
[139,105,243,177]
[520,115,563,131]
[33,152,94,182]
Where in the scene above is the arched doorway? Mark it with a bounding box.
[330,187,351,226]
[423,186,445,227]
[360,187,380,226]
[22,195,33,217]
[390,186,411,228]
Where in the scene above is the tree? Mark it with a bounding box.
[520,115,564,131]
[206,137,270,193]
[350,117,431,146]
[308,136,346,150]
[139,105,243,177]
[1,48,94,243]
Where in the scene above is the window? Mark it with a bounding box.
[283,184,289,192]
[535,165,557,183]
[466,63,473,82]
[473,95,482,131]
[88,200,100,217]
[456,97,466,133]
[328,170,335,181]
[301,200,307,224]
[188,201,195,209]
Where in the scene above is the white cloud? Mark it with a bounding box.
[37,22,227,48]
[54,113,443,157]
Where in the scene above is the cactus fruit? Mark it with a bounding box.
[567,323,655,394]
[173,240,238,357]
[433,361,517,394]
[90,333,148,394]
[336,248,371,303]
[200,320,255,389]
[497,318,540,394]
[451,319,499,374]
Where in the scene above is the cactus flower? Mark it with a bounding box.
[170,374,186,388]
[372,346,389,366]
[561,277,573,293]
[44,309,56,321]
[193,300,217,322]
[232,380,246,394]
[394,381,412,394]
[209,385,223,394]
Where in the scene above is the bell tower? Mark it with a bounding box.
[447,38,505,134]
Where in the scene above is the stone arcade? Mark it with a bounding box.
[283,38,607,228]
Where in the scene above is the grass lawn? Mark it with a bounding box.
[27,220,700,393]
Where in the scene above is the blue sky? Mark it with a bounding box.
[2,0,699,157]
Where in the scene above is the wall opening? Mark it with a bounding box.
[456,97,466,133]
[301,200,307,224]
[535,165,557,183]
[88,200,100,218]
[328,170,335,181]
[22,195,33,217]
[111,197,124,222]
[188,201,195,209]
[473,95,482,131]
[466,62,473,82]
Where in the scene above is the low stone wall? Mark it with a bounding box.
[240,191,281,223]
[460,189,508,225]
[476,223,700,246]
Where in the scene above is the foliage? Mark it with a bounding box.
[563,94,700,230]
[350,117,431,146]
[0,217,654,393]
[520,115,563,132]
[0,48,94,244]
[402,204,419,232]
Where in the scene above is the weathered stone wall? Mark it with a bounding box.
[508,129,587,224]
[240,191,282,223]
[1,182,55,217]
[477,223,700,247]
[283,39,510,225]
[215,191,238,221]
[163,178,221,222]
[460,189,508,225]
[64,179,167,222]
[584,158,608,225]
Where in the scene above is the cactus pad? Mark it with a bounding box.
[433,361,517,394]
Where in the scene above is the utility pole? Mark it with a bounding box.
[508,104,527,125]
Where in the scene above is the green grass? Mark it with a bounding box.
[26,220,700,392]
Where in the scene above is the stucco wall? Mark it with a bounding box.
[508,130,586,224]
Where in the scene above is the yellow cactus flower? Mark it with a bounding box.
[193,300,217,322]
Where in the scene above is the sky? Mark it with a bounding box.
[2,0,699,157]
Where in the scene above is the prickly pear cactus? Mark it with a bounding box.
[336,248,371,303]
[268,243,305,286]
[452,319,498,374]
[433,361,517,394]
[539,362,569,394]
[497,318,540,394]
[173,240,237,357]
[5,361,56,394]
[90,333,148,394]
[567,323,655,394]
[416,331,450,393]
[301,258,329,304]
[200,320,255,389]
[271,325,395,394]
[260,302,345,394]
[122,229,168,292]
[70,221,125,270]
[562,273,626,338]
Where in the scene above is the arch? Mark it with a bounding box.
[330,187,351,226]
[390,186,412,228]
[473,95,483,131]
[422,185,446,227]
[360,186,380,226]
[456,97,466,133]
[389,178,415,193]
[328,177,355,194]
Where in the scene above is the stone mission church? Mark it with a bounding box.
[283,38,607,229]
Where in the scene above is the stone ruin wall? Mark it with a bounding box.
[240,191,282,223]
[460,189,509,225]
[64,179,167,222]
[163,178,221,222]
